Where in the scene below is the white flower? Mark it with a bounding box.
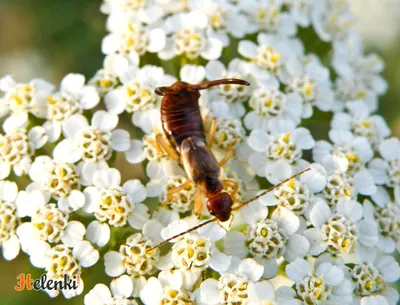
[347,253,400,305]
[0,75,53,129]
[285,0,314,27]
[331,101,390,148]
[85,275,138,305]
[244,82,303,130]
[83,167,149,231]
[364,190,400,254]
[44,73,100,142]
[102,12,165,56]
[160,219,231,273]
[29,156,85,212]
[334,76,379,113]
[313,130,376,196]
[311,0,354,42]
[103,212,178,280]
[196,257,276,305]
[285,54,335,117]
[304,199,378,260]
[203,59,251,118]
[239,0,296,36]
[239,33,302,85]
[0,128,47,179]
[0,181,21,260]
[332,33,387,97]
[89,54,134,96]
[141,270,197,305]
[53,111,131,165]
[102,0,164,24]
[104,64,175,133]
[368,138,400,202]
[157,11,223,60]
[189,0,250,46]
[247,120,314,183]
[224,203,310,278]
[285,258,353,305]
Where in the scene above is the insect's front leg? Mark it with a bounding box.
[157,179,193,211]
[222,179,239,203]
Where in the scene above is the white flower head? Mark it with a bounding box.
[348,254,400,305]
[158,11,223,61]
[44,73,100,142]
[331,101,390,148]
[304,199,378,259]
[224,203,310,278]
[29,156,85,212]
[141,270,197,305]
[364,192,400,254]
[196,258,276,305]
[0,181,21,260]
[85,275,138,305]
[0,75,53,129]
[238,33,302,85]
[239,0,296,36]
[102,12,166,56]
[286,258,353,305]
[247,120,314,183]
[83,167,149,232]
[105,64,175,133]
[0,128,47,179]
[53,111,131,165]
[161,219,231,273]
[189,0,250,46]
[204,59,251,118]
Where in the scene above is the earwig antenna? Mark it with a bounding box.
[155,79,249,96]
[148,218,218,252]
[232,168,311,211]
[192,79,250,90]
[148,168,311,252]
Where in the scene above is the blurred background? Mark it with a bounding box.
[0,0,399,304]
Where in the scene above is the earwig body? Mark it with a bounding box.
[155,79,250,221]
[160,90,205,152]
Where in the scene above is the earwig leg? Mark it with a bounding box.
[206,117,217,147]
[222,179,239,202]
[218,144,235,167]
[194,189,203,216]
[157,179,193,211]
[156,134,180,162]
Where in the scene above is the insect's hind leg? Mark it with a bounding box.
[156,134,180,162]
[218,144,235,167]
[206,117,217,146]
[157,179,193,211]
[194,189,203,216]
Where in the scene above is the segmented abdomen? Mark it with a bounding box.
[161,100,205,153]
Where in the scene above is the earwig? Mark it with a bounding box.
[150,78,310,250]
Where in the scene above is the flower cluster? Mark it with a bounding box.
[1,0,399,304]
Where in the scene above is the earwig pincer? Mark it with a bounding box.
[150,78,311,250]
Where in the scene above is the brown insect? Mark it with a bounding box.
[149,79,310,250]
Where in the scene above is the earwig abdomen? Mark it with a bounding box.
[161,91,205,153]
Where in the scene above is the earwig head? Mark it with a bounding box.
[155,79,250,96]
[207,192,233,222]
